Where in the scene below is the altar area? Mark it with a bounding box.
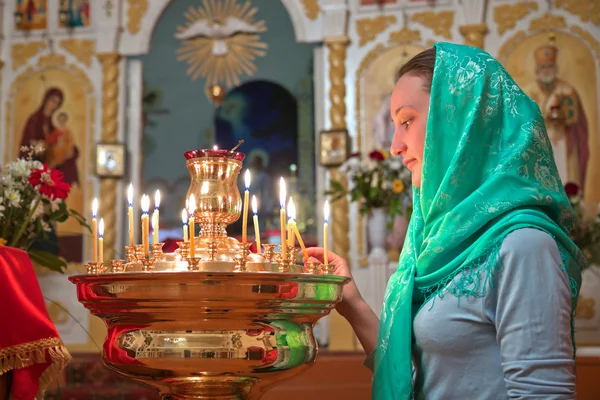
[1,0,600,398]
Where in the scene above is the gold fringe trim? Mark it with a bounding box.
[1,337,72,399]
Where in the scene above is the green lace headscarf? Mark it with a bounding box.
[373,42,584,400]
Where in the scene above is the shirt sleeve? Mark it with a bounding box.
[489,228,576,399]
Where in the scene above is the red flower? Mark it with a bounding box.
[564,182,580,197]
[29,165,70,200]
[369,150,385,161]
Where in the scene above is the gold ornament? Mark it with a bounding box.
[570,25,600,59]
[301,0,320,20]
[59,39,96,67]
[11,42,47,70]
[493,2,539,35]
[411,10,454,39]
[355,15,397,47]
[127,0,149,34]
[389,27,421,45]
[175,0,267,88]
[459,23,489,49]
[97,52,121,261]
[529,14,567,32]
[556,0,600,27]
[207,83,226,106]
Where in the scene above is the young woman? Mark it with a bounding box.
[307,42,583,399]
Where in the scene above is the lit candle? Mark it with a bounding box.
[287,197,296,247]
[98,218,104,263]
[188,194,196,258]
[182,209,188,241]
[151,211,158,244]
[252,195,260,253]
[141,195,150,257]
[279,177,287,260]
[324,200,330,265]
[213,145,218,150]
[153,190,161,244]
[92,198,98,262]
[127,184,134,247]
[242,169,251,245]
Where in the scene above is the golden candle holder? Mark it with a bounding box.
[125,246,137,263]
[304,261,321,274]
[320,264,335,275]
[110,259,125,273]
[262,244,277,263]
[177,241,190,259]
[151,243,165,261]
[69,148,349,400]
[187,257,201,271]
[85,261,106,274]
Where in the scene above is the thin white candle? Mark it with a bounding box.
[287,197,296,247]
[324,200,330,265]
[153,190,161,244]
[279,177,287,260]
[92,198,98,262]
[127,184,134,247]
[98,218,104,263]
[182,209,188,241]
[141,195,150,257]
[252,195,260,252]
[242,169,251,245]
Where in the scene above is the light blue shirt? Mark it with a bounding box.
[366,228,576,399]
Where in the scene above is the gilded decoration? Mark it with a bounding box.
[301,0,320,20]
[59,39,96,67]
[459,24,489,49]
[570,25,600,59]
[529,14,566,32]
[389,27,421,45]
[493,2,539,35]
[556,0,600,27]
[175,0,268,87]
[411,10,454,40]
[97,52,121,261]
[127,0,149,34]
[355,15,397,47]
[11,42,47,70]
[325,38,350,264]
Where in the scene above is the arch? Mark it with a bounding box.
[121,0,317,56]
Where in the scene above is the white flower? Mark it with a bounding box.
[30,200,45,221]
[0,198,5,219]
[6,159,31,178]
[49,198,61,212]
[41,220,52,232]
[6,189,21,207]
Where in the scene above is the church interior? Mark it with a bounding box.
[1,0,600,398]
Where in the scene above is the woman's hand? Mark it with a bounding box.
[304,247,363,317]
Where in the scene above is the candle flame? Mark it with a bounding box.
[188,194,196,213]
[92,198,98,218]
[141,194,150,213]
[127,184,133,206]
[252,195,258,215]
[287,197,296,221]
[279,177,286,208]
[324,200,330,223]
[154,190,161,208]
[213,145,218,150]
[244,169,251,190]
[181,209,188,224]
[98,218,104,237]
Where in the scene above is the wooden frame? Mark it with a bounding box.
[319,129,349,167]
[95,142,126,178]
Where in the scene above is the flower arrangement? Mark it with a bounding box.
[327,149,412,220]
[565,182,599,269]
[0,145,89,272]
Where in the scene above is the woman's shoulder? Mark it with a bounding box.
[501,228,558,255]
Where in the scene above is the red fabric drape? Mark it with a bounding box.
[0,246,70,400]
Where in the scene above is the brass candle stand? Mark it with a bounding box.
[71,148,349,400]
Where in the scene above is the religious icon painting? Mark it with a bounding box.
[319,130,349,167]
[14,0,48,31]
[8,67,93,263]
[58,0,91,28]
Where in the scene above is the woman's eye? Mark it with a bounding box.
[401,119,412,127]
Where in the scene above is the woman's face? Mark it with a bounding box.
[43,95,62,116]
[389,74,430,187]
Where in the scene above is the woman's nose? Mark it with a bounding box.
[390,130,407,157]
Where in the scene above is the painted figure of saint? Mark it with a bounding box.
[522,43,589,190]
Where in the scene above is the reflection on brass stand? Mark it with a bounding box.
[110,259,125,273]
[85,261,105,274]
[262,244,277,262]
